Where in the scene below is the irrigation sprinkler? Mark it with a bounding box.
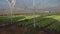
[5,0,16,24]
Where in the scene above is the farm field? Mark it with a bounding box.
[0,14,60,34]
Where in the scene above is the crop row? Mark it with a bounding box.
[18,15,60,32]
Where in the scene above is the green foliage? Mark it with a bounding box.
[0,15,60,32]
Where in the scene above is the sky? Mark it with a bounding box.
[0,0,60,11]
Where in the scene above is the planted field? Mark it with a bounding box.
[0,14,60,34]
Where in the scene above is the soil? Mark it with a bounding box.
[0,22,59,34]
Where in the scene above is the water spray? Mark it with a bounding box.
[33,0,36,27]
[6,0,16,24]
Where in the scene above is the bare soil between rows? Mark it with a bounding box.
[0,22,59,34]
